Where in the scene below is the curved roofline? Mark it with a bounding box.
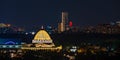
[33,30,52,40]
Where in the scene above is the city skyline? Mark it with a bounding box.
[0,0,120,31]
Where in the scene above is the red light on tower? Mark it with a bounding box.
[69,21,73,27]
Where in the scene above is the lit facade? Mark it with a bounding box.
[58,12,69,32]
[62,12,68,31]
[22,29,62,51]
[32,29,55,47]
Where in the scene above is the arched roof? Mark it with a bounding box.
[33,30,52,40]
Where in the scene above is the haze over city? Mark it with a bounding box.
[0,0,120,31]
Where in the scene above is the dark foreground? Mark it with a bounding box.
[0,50,120,60]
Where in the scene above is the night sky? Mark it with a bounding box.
[0,0,120,31]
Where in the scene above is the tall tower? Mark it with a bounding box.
[58,12,69,33]
[61,12,68,31]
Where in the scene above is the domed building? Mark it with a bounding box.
[32,29,55,47]
[21,26,62,51]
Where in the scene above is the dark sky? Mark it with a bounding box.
[0,0,120,31]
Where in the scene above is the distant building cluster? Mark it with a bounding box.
[81,21,120,34]
[0,12,120,34]
[0,23,24,33]
[57,12,120,34]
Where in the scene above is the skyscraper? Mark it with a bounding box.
[58,12,68,33]
[62,12,68,31]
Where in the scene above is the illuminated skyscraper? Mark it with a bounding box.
[62,12,68,31]
[58,12,69,32]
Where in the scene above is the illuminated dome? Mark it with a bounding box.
[32,29,53,44]
[34,30,52,40]
[22,26,62,50]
